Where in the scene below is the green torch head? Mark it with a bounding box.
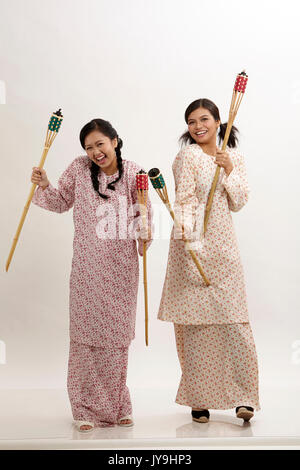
[48,108,63,132]
[148,168,165,189]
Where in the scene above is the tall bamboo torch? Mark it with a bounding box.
[5,109,63,272]
[203,71,248,234]
[136,170,149,346]
[148,168,210,287]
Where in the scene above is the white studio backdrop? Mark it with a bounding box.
[0,0,300,396]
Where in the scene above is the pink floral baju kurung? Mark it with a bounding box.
[32,156,152,426]
[158,143,260,411]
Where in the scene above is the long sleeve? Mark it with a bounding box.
[32,158,77,213]
[172,148,199,239]
[222,153,249,212]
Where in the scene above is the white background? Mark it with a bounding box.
[0,0,299,400]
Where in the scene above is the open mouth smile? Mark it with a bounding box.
[195,130,208,137]
[95,154,107,164]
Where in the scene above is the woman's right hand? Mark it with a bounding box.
[31,167,50,190]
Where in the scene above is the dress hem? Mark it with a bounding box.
[158,317,250,326]
[175,398,261,412]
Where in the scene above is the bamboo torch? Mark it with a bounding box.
[5,109,63,272]
[148,168,210,287]
[203,71,248,234]
[136,170,149,346]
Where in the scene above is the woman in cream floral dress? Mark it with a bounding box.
[158,99,260,423]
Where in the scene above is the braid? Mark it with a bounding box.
[90,161,109,200]
[107,138,123,190]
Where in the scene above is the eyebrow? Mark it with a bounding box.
[188,115,209,121]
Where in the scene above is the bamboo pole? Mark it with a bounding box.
[5,109,63,272]
[203,71,248,235]
[148,168,210,286]
[136,171,149,346]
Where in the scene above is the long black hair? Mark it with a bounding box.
[179,98,239,148]
[80,119,123,200]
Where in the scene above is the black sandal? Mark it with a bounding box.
[191,409,210,423]
[235,406,254,422]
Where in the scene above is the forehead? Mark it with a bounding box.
[188,107,213,120]
[84,130,109,146]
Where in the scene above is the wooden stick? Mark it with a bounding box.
[5,144,51,272]
[233,92,244,118]
[203,119,234,234]
[228,90,237,115]
[142,190,148,346]
[170,207,210,286]
[137,189,149,346]
[5,110,63,272]
[203,72,248,234]
[153,186,210,286]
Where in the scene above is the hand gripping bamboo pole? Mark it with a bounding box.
[136,170,149,346]
[203,71,248,235]
[5,109,63,272]
[148,168,210,287]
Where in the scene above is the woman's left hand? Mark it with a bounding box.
[215,148,233,176]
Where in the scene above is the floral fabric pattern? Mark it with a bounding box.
[174,323,260,410]
[158,144,250,325]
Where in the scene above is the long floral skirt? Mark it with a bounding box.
[174,323,261,411]
[67,340,132,427]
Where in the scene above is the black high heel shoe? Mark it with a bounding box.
[191,409,210,423]
[235,406,254,422]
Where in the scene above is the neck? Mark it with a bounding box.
[198,137,217,157]
[101,158,118,175]
[197,141,217,156]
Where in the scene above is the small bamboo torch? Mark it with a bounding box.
[5,109,63,272]
[148,168,210,287]
[203,71,248,234]
[136,170,149,346]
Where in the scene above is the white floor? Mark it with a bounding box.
[0,386,299,449]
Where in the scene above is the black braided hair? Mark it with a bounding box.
[79,119,123,199]
[107,139,123,191]
[179,98,239,149]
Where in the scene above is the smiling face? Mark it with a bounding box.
[84,130,118,173]
[187,107,220,146]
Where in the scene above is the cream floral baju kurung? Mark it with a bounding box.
[32,156,153,426]
[158,143,260,411]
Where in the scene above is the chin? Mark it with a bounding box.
[100,162,111,168]
[95,159,109,167]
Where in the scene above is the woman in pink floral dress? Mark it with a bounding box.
[158,99,260,423]
[31,119,152,432]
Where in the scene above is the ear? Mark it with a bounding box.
[215,119,221,128]
[112,137,118,149]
